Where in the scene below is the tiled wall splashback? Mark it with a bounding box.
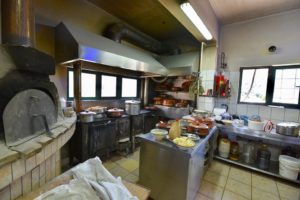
[197,71,300,124]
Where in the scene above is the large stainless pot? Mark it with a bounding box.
[125,100,140,115]
[79,111,96,122]
[276,122,300,137]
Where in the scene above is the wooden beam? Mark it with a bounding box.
[73,61,82,113]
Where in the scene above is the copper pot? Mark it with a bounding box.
[107,108,124,117]
[162,99,176,107]
[153,97,163,105]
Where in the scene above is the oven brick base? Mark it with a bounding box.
[0,116,76,200]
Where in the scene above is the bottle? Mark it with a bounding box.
[169,120,181,140]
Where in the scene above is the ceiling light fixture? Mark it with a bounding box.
[180,2,213,40]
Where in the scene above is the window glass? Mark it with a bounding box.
[272,68,299,104]
[81,73,96,97]
[68,71,74,98]
[68,71,96,98]
[101,75,117,97]
[122,78,138,97]
[239,68,269,103]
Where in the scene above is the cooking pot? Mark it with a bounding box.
[80,111,96,123]
[87,106,107,114]
[107,108,124,117]
[276,122,300,137]
[125,100,140,115]
[153,97,163,105]
[162,99,176,107]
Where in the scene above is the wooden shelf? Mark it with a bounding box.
[214,155,300,185]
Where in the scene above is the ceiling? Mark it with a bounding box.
[209,0,300,24]
[87,0,200,43]
[86,0,300,51]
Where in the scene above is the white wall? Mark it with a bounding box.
[198,9,300,124]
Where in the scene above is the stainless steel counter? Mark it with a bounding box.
[138,127,218,200]
[218,124,300,146]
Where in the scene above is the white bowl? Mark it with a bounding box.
[151,129,168,141]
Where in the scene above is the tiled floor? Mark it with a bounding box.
[102,149,300,200]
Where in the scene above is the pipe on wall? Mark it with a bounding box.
[104,23,180,55]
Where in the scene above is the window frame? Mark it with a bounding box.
[67,68,140,101]
[237,65,300,109]
[67,68,98,101]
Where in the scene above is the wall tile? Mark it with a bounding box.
[229,71,240,83]
[0,164,12,190]
[259,106,271,120]
[45,158,51,182]
[12,159,25,181]
[25,155,36,172]
[198,96,205,103]
[236,104,248,115]
[31,166,40,190]
[271,107,285,120]
[10,178,22,200]
[36,149,45,165]
[39,161,45,178]
[247,105,259,116]
[0,185,10,200]
[284,109,299,122]
[22,172,32,195]
[228,104,237,115]
[205,103,214,112]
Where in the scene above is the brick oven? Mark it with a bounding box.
[0,1,76,199]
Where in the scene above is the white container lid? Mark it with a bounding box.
[279,155,300,168]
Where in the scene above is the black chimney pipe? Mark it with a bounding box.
[1,0,35,47]
[104,23,180,55]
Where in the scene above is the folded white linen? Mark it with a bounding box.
[71,157,138,200]
[34,178,100,200]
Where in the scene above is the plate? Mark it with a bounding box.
[181,133,200,141]
[173,137,196,148]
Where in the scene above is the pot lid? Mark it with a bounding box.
[125,100,140,104]
[279,155,300,167]
[80,111,96,115]
[107,108,124,112]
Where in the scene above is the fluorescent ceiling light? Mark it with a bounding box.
[180,2,213,40]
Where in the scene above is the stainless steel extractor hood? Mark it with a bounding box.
[158,51,200,76]
[55,23,168,75]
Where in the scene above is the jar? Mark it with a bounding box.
[229,141,239,161]
[242,142,256,164]
[219,138,231,158]
[257,144,271,170]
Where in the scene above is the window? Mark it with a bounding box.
[238,65,300,108]
[68,71,96,98]
[101,75,117,97]
[122,78,138,97]
[239,68,269,103]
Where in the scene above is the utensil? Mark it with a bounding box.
[107,108,124,117]
[125,100,140,115]
[80,110,96,122]
[162,99,176,107]
[276,122,300,137]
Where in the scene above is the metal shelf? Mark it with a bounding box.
[214,155,300,185]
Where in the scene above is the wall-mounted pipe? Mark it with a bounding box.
[104,23,180,55]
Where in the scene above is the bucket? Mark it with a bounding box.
[279,155,300,180]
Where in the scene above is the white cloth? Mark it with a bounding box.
[34,178,100,200]
[71,157,138,200]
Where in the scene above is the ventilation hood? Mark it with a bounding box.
[159,51,200,76]
[55,23,168,75]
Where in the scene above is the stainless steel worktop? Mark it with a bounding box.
[218,124,300,146]
[138,127,218,200]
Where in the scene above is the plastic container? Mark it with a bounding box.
[248,120,264,131]
[279,155,300,180]
[218,138,230,158]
